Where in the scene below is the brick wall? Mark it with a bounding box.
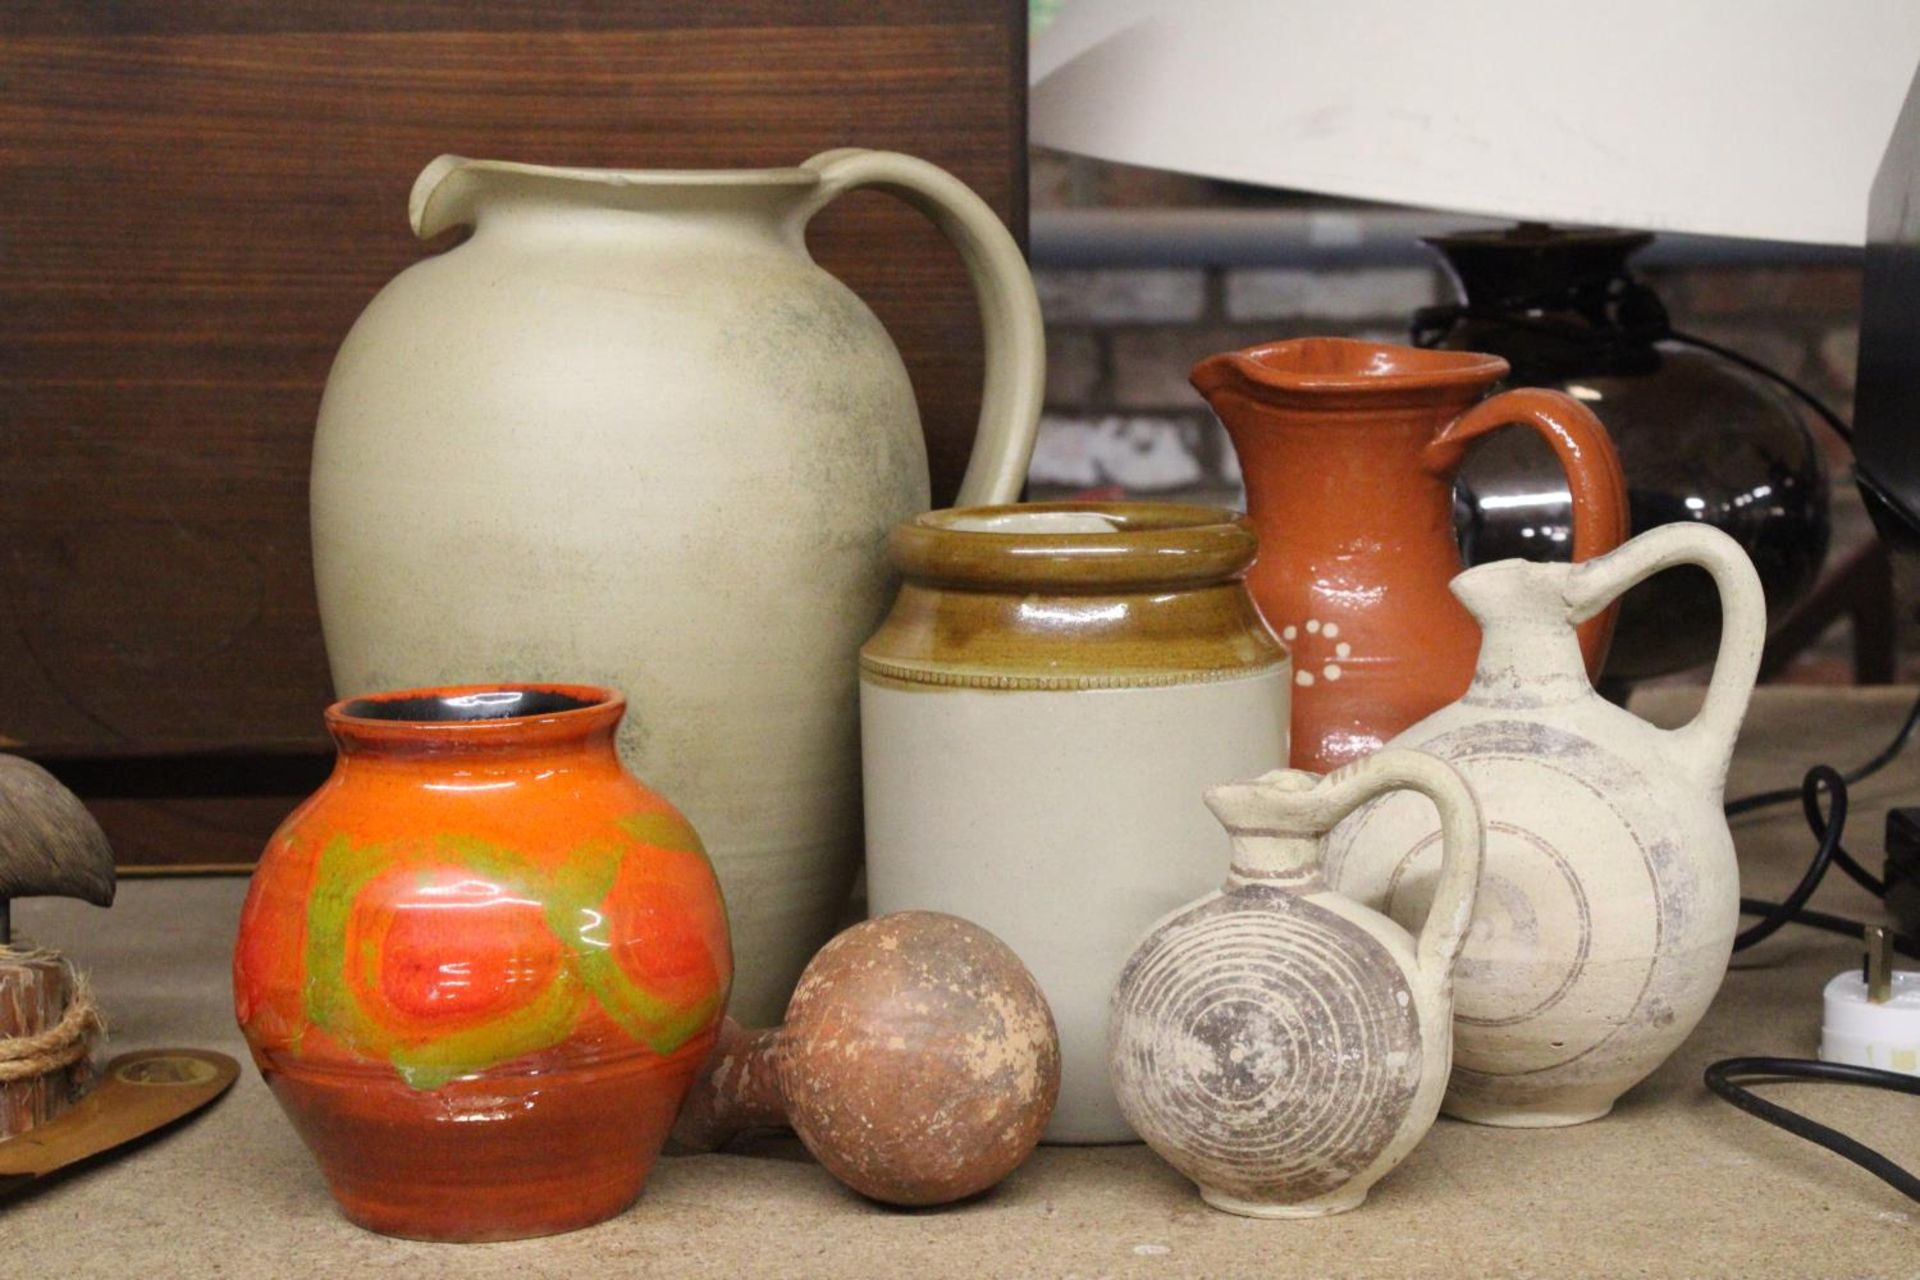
[1026,152,1864,507]
[1021,151,1906,682]
[1031,258,1862,503]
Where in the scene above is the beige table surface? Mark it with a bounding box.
[7,686,1918,1278]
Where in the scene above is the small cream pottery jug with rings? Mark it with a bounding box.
[311,150,1044,1025]
[1325,523,1764,1126]
[1110,750,1483,1217]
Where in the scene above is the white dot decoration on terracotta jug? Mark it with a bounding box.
[1280,619,1351,687]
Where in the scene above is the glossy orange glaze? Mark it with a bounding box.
[233,684,730,1241]
[1193,338,1628,773]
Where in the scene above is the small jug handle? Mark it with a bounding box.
[1564,523,1766,781]
[1239,749,1483,981]
[1327,750,1485,982]
[795,149,1044,505]
[1429,387,1631,679]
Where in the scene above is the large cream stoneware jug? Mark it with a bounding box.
[311,151,1043,1024]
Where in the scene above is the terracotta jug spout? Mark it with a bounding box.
[1192,337,1508,411]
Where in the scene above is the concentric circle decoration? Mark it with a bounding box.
[1327,719,1668,1078]
[1111,888,1420,1204]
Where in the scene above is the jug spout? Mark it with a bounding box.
[1450,558,1576,631]
[1190,337,1507,415]
[1206,770,1328,886]
[1451,559,1594,709]
[405,154,821,241]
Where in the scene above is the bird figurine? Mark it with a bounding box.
[0,754,116,1141]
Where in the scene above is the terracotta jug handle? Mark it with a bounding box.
[1564,524,1765,782]
[1229,750,1483,982]
[1429,387,1631,679]
[793,149,1044,505]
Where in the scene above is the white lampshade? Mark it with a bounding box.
[1032,0,1920,247]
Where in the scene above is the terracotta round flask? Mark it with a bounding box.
[674,912,1060,1206]
[233,685,730,1242]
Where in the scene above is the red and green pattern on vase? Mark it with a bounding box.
[237,809,728,1090]
[232,684,731,1242]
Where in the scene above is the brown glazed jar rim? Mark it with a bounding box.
[1190,337,1509,409]
[888,502,1257,592]
[325,682,623,751]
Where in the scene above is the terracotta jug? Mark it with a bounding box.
[1109,750,1482,1217]
[1191,337,1629,773]
[1324,524,1765,1126]
[233,685,730,1240]
[311,151,1043,1025]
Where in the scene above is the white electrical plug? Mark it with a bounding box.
[1819,927,1920,1076]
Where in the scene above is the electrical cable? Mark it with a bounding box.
[1724,687,1920,818]
[1733,766,1848,951]
[1667,319,1909,824]
[1730,766,1917,958]
[1666,329,1854,444]
[1741,900,1920,959]
[1712,748,1920,1200]
[1704,1058,1920,1202]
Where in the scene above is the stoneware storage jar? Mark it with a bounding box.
[311,150,1042,1026]
[1110,751,1483,1217]
[233,685,730,1241]
[1325,524,1764,1126]
[1191,336,1629,774]
[860,502,1290,1142]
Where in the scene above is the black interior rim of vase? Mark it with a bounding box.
[340,689,601,723]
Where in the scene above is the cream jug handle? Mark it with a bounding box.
[1565,524,1766,779]
[1253,750,1483,983]
[794,149,1044,505]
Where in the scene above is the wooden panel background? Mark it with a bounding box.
[0,1,1027,865]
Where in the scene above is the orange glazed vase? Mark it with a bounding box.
[233,685,730,1242]
[1193,338,1629,774]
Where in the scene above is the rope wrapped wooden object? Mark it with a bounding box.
[0,949,103,1139]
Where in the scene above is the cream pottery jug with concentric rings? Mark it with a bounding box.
[1324,523,1764,1126]
[1109,750,1483,1217]
[311,150,1043,1024]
